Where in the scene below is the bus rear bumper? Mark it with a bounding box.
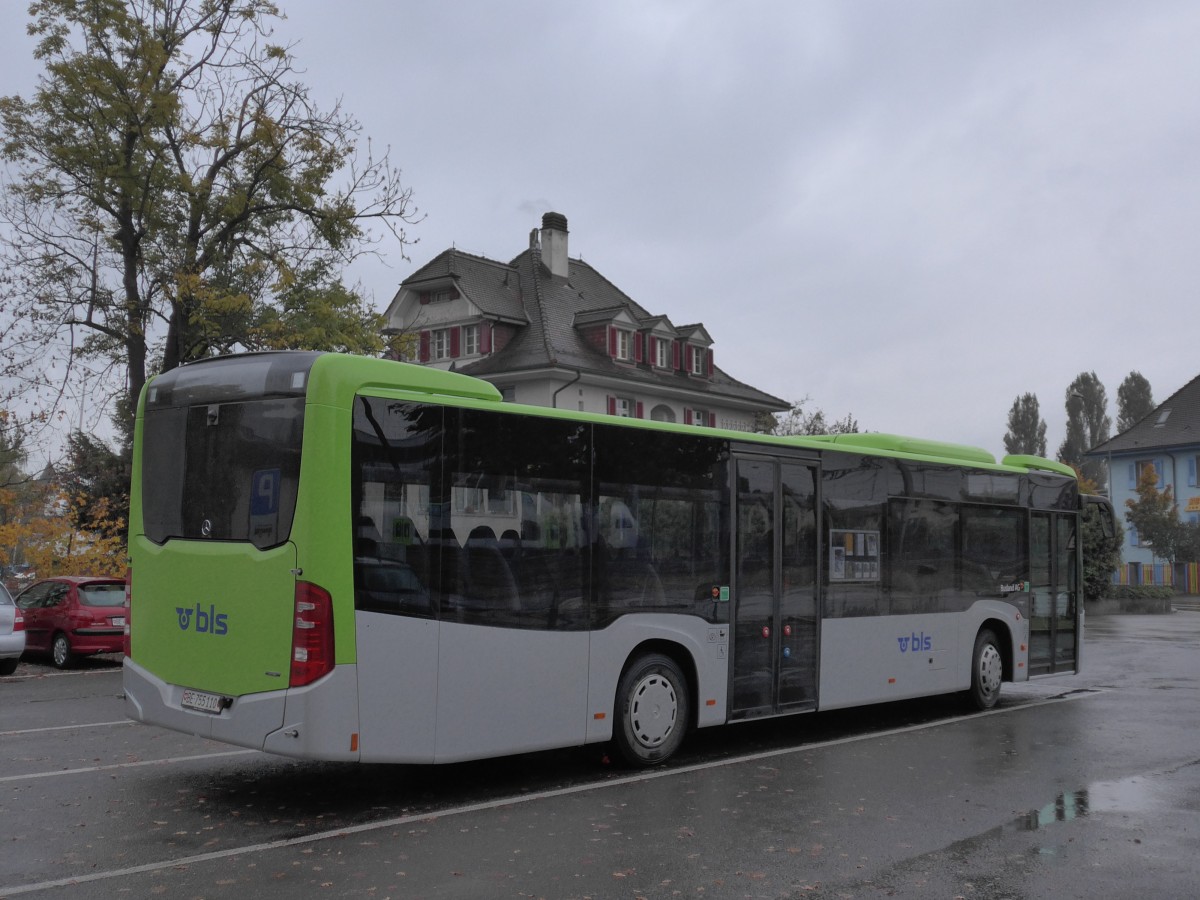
[124,658,289,752]
[124,659,361,761]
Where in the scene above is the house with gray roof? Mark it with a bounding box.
[1086,373,1200,591]
[383,213,788,431]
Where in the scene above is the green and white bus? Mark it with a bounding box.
[124,351,1111,766]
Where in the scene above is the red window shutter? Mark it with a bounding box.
[685,409,693,426]
[672,341,681,370]
[481,322,493,353]
[607,395,617,416]
[709,412,717,428]
[419,330,431,362]
[608,326,618,358]
[450,288,460,300]
[450,327,461,358]
[419,291,429,305]
[634,333,644,363]
[636,401,644,419]
[648,336,656,365]
[707,350,714,378]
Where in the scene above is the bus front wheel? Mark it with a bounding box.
[614,653,690,767]
[968,628,1002,710]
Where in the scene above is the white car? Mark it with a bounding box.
[0,584,26,676]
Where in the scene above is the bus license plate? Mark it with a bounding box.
[181,689,225,714]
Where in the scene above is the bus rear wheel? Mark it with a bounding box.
[614,653,690,767]
[968,628,1002,710]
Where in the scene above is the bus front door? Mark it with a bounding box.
[731,457,819,719]
[1029,511,1078,675]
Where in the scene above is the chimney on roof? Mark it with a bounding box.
[540,212,569,278]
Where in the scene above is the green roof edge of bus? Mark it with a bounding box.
[999,454,1078,479]
[307,353,504,405]
[799,432,997,466]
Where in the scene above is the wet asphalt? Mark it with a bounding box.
[1,610,1198,899]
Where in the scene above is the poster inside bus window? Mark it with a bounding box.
[829,529,880,582]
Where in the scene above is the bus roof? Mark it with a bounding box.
[150,351,1075,482]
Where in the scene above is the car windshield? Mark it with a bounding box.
[78,583,126,607]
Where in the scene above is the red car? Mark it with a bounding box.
[14,576,126,669]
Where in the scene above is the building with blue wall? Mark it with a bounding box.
[1087,374,1200,592]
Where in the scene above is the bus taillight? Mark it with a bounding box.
[123,567,132,658]
[291,581,335,687]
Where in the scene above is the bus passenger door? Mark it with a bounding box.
[731,457,819,719]
[1029,512,1078,675]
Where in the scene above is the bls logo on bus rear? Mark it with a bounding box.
[176,604,229,636]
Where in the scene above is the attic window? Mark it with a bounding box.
[420,288,459,304]
[614,329,632,361]
[653,337,669,368]
[1155,409,1172,427]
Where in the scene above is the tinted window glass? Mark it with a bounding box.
[352,399,443,619]
[592,423,729,628]
[961,506,1028,601]
[888,499,957,614]
[143,397,304,548]
[823,454,886,617]
[443,408,589,629]
[353,400,591,629]
[78,583,126,607]
[15,582,51,609]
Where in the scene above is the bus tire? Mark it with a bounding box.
[614,653,690,767]
[967,628,1002,711]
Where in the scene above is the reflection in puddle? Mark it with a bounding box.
[1022,774,1168,831]
[1023,790,1088,830]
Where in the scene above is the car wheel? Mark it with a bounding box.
[613,652,690,767]
[0,658,18,676]
[51,632,75,669]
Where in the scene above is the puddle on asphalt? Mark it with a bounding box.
[1022,774,1169,832]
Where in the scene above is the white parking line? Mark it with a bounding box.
[0,749,260,784]
[0,719,133,737]
[0,690,1103,897]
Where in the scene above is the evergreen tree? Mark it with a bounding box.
[1116,371,1154,434]
[1057,372,1110,485]
[1081,501,1123,601]
[1002,393,1047,457]
[62,432,129,548]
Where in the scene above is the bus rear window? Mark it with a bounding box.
[142,397,305,548]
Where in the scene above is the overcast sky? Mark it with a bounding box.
[3,0,1199,463]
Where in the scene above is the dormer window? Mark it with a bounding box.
[426,288,457,304]
[614,329,632,361]
[689,346,708,376]
[653,337,669,368]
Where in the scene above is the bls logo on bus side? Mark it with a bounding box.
[176,604,229,636]
[897,631,933,653]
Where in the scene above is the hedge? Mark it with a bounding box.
[1103,585,1177,602]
